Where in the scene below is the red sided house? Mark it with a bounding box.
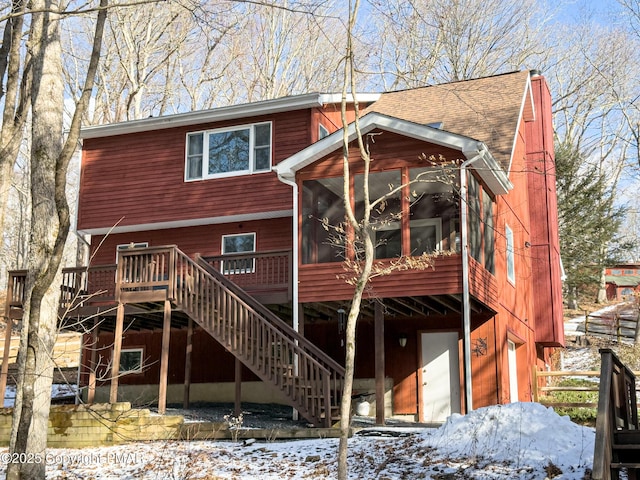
[605,264,640,301]
[2,70,564,426]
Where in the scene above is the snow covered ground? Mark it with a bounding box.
[0,402,595,479]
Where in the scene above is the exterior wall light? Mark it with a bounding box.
[398,333,408,348]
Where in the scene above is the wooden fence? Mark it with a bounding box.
[583,308,640,343]
[533,368,640,408]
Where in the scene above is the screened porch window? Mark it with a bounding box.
[355,171,402,259]
[468,173,482,262]
[409,167,457,253]
[302,178,345,264]
[222,233,256,274]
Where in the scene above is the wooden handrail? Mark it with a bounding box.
[200,250,292,300]
[196,253,345,376]
[593,349,639,480]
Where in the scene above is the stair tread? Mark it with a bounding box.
[611,462,640,468]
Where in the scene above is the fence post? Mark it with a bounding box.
[585,311,590,336]
[635,305,640,345]
[532,367,539,403]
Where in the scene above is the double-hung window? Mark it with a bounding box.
[222,233,256,274]
[186,122,271,180]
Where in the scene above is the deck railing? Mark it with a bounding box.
[200,250,292,301]
[60,265,118,310]
[5,270,27,312]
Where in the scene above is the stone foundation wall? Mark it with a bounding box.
[0,403,183,448]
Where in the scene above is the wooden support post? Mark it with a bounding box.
[110,303,125,404]
[234,357,242,417]
[183,317,193,409]
[375,301,385,425]
[158,300,172,415]
[87,320,100,404]
[0,317,13,406]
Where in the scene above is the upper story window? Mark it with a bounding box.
[505,224,515,284]
[319,124,330,139]
[185,122,272,181]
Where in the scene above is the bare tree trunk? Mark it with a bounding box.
[337,235,373,480]
[7,2,64,478]
[7,1,107,478]
[0,0,29,240]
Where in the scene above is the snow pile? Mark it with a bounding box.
[419,402,594,478]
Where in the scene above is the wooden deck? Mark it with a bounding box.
[2,246,341,428]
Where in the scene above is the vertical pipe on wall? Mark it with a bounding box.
[460,151,484,413]
[277,175,300,420]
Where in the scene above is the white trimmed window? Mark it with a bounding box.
[222,233,256,274]
[319,123,329,139]
[186,122,272,181]
[119,348,144,374]
[505,224,515,284]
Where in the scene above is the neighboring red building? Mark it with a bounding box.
[3,70,564,426]
[605,264,640,301]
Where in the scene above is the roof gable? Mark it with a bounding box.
[275,112,512,195]
[363,71,534,172]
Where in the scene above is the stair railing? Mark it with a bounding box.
[593,348,639,480]
[115,245,341,427]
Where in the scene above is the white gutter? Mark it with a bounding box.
[80,93,381,139]
[459,147,486,413]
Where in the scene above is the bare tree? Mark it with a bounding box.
[368,0,552,89]
[227,0,346,102]
[6,0,108,477]
[336,3,453,477]
[545,14,640,302]
[0,0,30,256]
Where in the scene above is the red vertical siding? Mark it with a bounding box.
[526,75,564,346]
[89,217,292,265]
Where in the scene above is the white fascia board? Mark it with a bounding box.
[80,93,381,139]
[78,209,293,236]
[506,74,536,174]
[276,113,512,194]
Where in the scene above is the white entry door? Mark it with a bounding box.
[508,340,519,402]
[420,332,461,423]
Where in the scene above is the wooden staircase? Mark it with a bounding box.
[116,246,344,428]
[593,348,640,480]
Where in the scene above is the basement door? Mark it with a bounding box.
[420,332,461,423]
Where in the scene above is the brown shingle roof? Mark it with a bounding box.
[364,71,532,170]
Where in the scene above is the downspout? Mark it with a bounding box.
[459,149,484,413]
[277,173,300,419]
